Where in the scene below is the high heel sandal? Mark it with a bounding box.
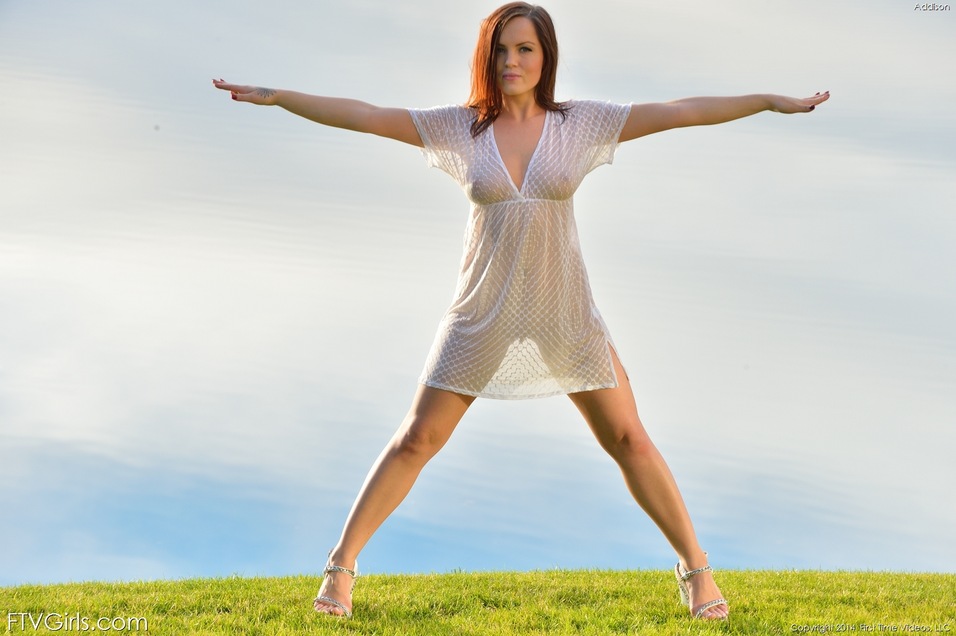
[675,557,729,620]
[313,552,358,618]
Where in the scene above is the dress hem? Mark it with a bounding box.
[417,378,620,401]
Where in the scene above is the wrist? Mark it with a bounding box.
[257,87,280,106]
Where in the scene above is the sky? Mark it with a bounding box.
[1,0,954,586]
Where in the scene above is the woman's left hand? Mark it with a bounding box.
[768,91,830,114]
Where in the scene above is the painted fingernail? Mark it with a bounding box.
[808,105,815,111]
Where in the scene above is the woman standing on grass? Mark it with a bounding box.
[214,1,827,622]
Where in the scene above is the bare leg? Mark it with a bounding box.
[314,384,475,615]
[568,349,729,620]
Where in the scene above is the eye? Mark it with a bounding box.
[520,46,532,53]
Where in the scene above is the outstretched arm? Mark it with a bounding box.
[619,91,829,142]
[212,80,423,147]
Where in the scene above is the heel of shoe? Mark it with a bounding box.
[674,564,690,606]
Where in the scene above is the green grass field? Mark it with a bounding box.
[3,570,954,635]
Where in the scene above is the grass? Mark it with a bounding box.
[2,570,954,635]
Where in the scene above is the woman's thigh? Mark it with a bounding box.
[567,348,652,451]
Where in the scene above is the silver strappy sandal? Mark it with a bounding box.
[313,552,358,618]
[675,557,729,620]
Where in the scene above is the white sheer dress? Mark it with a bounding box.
[408,100,631,399]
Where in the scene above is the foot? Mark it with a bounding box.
[313,554,357,617]
[678,560,729,620]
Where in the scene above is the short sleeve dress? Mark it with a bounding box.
[408,100,631,400]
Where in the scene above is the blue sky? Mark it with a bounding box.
[1,0,954,585]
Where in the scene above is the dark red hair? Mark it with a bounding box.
[466,2,569,138]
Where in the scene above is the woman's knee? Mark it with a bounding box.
[600,422,656,463]
[389,386,472,459]
[389,410,459,460]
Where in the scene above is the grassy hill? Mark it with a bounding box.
[3,570,954,635]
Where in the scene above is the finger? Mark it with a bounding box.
[800,92,829,112]
[230,89,263,104]
[212,80,249,93]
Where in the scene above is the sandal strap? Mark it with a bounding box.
[679,563,712,582]
[694,598,728,619]
[323,563,358,579]
[314,595,352,618]
[315,551,358,618]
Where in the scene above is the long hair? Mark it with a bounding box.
[467,2,569,138]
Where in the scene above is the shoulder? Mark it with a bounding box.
[408,105,476,150]
[409,104,475,126]
[562,99,631,121]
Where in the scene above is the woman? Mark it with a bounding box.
[214,2,828,621]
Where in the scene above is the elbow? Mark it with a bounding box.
[669,102,706,129]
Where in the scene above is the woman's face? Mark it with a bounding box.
[495,17,544,100]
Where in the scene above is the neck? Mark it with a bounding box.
[499,93,544,121]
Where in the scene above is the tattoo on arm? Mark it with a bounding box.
[254,87,276,98]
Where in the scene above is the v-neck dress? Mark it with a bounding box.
[409,100,631,399]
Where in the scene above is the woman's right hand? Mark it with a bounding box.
[210,80,422,146]
[212,79,279,106]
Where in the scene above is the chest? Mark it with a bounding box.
[465,112,585,204]
[491,112,548,192]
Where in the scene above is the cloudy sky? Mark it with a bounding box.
[1,0,954,585]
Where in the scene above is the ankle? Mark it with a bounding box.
[679,549,709,573]
[327,547,358,571]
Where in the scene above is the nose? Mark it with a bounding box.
[503,50,517,67]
